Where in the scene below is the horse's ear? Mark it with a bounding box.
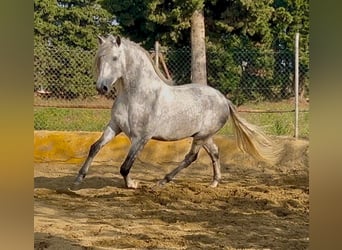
[116,36,121,47]
[97,35,105,44]
[107,34,120,46]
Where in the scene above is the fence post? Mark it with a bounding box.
[294,32,300,139]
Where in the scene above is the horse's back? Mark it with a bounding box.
[151,83,230,140]
[169,83,229,112]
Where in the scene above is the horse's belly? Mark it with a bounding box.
[152,129,197,141]
[151,132,195,141]
[152,118,202,141]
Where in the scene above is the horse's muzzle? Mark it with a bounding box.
[96,82,110,95]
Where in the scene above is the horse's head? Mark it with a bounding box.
[95,34,124,95]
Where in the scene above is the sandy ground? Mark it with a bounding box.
[34,137,309,250]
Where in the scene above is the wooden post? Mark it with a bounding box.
[294,32,299,139]
[155,41,159,68]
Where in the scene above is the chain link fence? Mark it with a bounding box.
[34,42,309,137]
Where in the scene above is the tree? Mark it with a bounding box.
[102,0,208,84]
[33,0,309,101]
[34,0,118,50]
[205,0,276,102]
[205,0,309,101]
[272,0,309,99]
[205,0,275,48]
[191,7,207,84]
[102,0,203,48]
[34,0,119,98]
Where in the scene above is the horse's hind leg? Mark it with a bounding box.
[158,138,203,186]
[203,137,221,187]
[74,122,121,185]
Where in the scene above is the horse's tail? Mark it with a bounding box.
[227,100,282,165]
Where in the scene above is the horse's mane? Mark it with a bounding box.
[94,36,174,85]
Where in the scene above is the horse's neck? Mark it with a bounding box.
[122,43,167,91]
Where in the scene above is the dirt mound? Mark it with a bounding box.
[34,136,308,249]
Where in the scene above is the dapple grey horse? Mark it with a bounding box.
[74,35,280,189]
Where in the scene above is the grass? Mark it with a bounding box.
[34,107,110,131]
[34,99,309,138]
[218,110,309,138]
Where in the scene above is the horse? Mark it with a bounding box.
[74,34,281,189]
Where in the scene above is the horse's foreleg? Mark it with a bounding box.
[158,139,203,186]
[74,123,120,185]
[120,137,149,189]
[203,138,221,187]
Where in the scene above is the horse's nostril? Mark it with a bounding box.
[102,85,108,92]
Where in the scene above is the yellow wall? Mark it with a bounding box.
[34,131,239,165]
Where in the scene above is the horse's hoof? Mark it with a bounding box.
[72,175,84,189]
[208,180,219,188]
[157,179,168,186]
[75,173,86,182]
[126,180,139,189]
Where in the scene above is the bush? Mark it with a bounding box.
[34,42,97,99]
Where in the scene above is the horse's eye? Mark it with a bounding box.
[113,56,118,61]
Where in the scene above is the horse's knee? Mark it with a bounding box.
[89,142,100,156]
[207,144,219,162]
[185,152,198,164]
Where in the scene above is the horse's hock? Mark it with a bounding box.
[34,131,308,168]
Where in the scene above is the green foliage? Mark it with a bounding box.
[34,0,119,50]
[272,0,310,96]
[206,35,297,104]
[99,0,309,102]
[206,41,241,99]
[205,0,309,101]
[34,42,97,98]
[34,0,309,103]
[205,0,274,47]
[34,0,120,98]
[101,0,204,48]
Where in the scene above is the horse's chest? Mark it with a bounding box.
[112,101,153,136]
[112,101,130,132]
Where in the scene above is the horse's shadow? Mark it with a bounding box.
[34,175,124,191]
[34,232,91,250]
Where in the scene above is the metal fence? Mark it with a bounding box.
[34,42,309,137]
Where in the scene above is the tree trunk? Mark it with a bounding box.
[191,9,207,85]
